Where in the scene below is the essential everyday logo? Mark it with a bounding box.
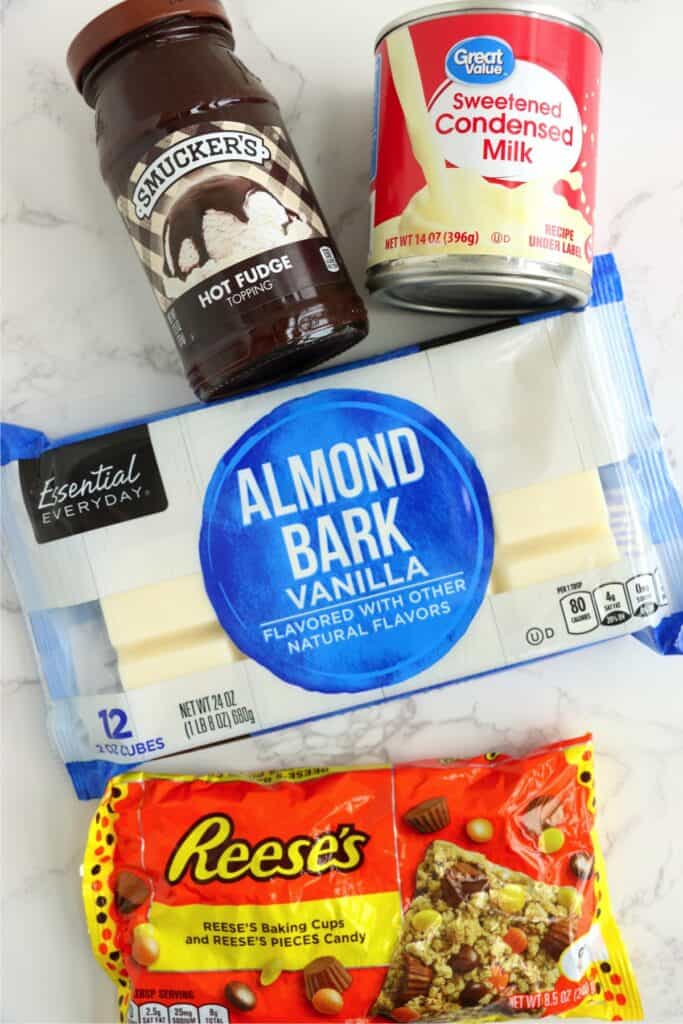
[133,130,273,219]
[19,425,168,544]
[165,813,370,884]
[37,455,141,510]
[445,36,515,85]
[200,389,494,694]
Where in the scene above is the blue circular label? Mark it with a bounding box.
[200,389,493,693]
[445,36,515,86]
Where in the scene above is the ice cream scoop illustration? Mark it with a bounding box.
[162,176,315,281]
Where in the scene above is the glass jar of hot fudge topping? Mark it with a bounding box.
[67,0,368,402]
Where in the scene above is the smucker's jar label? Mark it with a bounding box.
[369,9,602,278]
[119,121,344,359]
[199,388,494,693]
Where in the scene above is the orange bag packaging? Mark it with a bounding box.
[83,735,642,1023]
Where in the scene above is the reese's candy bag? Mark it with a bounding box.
[83,735,641,1022]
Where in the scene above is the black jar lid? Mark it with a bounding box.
[67,0,231,93]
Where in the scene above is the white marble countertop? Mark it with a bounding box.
[2,1,682,1022]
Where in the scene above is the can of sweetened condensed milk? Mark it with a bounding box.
[368,2,602,313]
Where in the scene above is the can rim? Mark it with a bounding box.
[374,1,602,51]
[365,255,592,314]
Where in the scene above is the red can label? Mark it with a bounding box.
[369,9,601,275]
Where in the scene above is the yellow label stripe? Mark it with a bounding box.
[149,891,401,973]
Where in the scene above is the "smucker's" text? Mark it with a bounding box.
[133,131,272,218]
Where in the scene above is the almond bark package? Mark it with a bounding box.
[82,735,642,1023]
[1,255,682,800]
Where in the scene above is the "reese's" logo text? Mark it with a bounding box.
[165,814,371,884]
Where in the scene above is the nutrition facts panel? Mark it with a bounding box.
[593,583,630,626]
[560,572,664,635]
[560,591,599,635]
[626,573,659,617]
[128,1005,229,1024]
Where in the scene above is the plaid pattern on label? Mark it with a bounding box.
[117,121,327,313]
